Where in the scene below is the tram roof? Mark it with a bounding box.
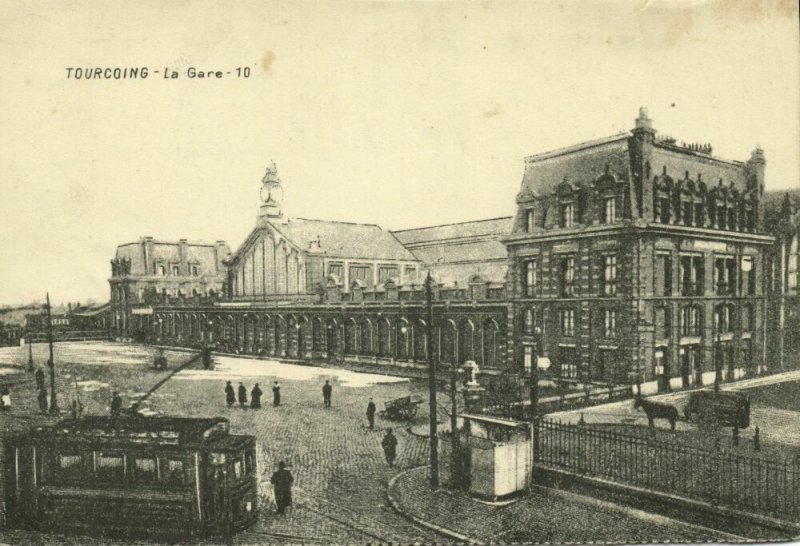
[17,415,237,447]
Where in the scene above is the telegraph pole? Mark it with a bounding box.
[45,293,58,413]
[425,272,439,488]
[27,336,34,372]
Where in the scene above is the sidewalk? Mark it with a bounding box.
[387,466,738,544]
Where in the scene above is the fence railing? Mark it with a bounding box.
[537,419,800,520]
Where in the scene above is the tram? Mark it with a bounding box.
[3,415,259,540]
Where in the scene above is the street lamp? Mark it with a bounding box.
[425,272,439,488]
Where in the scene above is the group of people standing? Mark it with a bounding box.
[225,380,281,409]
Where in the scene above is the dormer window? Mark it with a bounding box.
[603,197,616,224]
[171,265,180,276]
[560,203,575,228]
[525,209,535,232]
[157,264,166,276]
[191,265,200,276]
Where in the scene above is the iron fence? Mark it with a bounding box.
[538,419,800,520]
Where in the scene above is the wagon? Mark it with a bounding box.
[684,390,750,428]
[383,396,422,421]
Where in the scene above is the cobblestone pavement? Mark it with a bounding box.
[0,343,441,544]
[389,467,736,544]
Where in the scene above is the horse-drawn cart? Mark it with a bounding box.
[383,396,422,421]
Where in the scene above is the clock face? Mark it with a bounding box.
[261,183,283,203]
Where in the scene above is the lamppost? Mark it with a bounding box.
[425,272,439,488]
[45,293,58,414]
[529,326,541,458]
[27,336,34,372]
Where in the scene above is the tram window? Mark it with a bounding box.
[55,453,83,481]
[96,453,125,481]
[162,458,185,484]
[134,457,157,482]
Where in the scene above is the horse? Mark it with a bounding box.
[633,396,679,431]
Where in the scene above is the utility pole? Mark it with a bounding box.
[27,336,34,372]
[45,292,58,413]
[529,330,540,460]
[425,272,439,488]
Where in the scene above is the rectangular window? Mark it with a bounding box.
[682,201,693,226]
[162,458,185,485]
[134,457,157,481]
[523,345,533,374]
[171,265,180,276]
[560,203,575,228]
[560,256,576,296]
[96,452,125,481]
[138,288,144,302]
[157,264,166,276]
[603,197,616,224]
[656,254,672,296]
[524,259,538,297]
[603,255,617,296]
[682,306,702,337]
[694,202,705,227]
[526,209,535,232]
[659,197,671,224]
[328,263,343,279]
[404,266,417,282]
[715,257,737,295]
[604,309,616,337]
[680,255,704,296]
[561,309,575,337]
[191,265,200,276]
[350,265,371,285]
[378,266,399,283]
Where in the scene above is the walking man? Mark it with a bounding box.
[238,382,248,409]
[270,461,294,515]
[272,381,281,407]
[251,383,263,409]
[35,367,45,391]
[37,387,48,414]
[225,381,235,407]
[366,397,377,430]
[322,380,332,409]
[382,427,398,468]
[110,391,122,419]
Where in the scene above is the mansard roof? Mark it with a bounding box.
[270,218,418,261]
[114,238,229,277]
[520,136,631,198]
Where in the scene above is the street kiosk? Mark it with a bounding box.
[460,413,532,501]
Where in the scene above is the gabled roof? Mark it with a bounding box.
[393,217,512,246]
[270,218,419,261]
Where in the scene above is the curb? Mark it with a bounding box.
[529,483,747,542]
[386,467,484,545]
[538,466,800,537]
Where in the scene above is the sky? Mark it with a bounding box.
[0,0,798,306]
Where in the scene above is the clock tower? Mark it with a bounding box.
[258,161,284,222]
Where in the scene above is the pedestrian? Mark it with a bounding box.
[71,399,82,420]
[366,397,377,430]
[35,367,45,391]
[270,461,294,515]
[322,380,332,408]
[753,426,761,451]
[225,381,235,407]
[251,383,263,409]
[37,387,48,414]
[272,381,281,407]
[110,391,122,419]
[238,382,248,409]
[0,385,11,410]
[382,427,398,468]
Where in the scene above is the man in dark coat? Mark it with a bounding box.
[322,380,332,409]
[225,381,235,407]
[37,387,48,414]
[270,461,294,515]
[272,381,281,407]
[238,382,248,408]
[366,398,377,430]
[251,383,263,409]
[35,367,45,391]
[382,428,398,468]
[110,391,122,419]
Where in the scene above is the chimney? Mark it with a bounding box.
[142,236,155,275]
[630,107,656,221]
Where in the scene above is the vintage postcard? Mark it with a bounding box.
[1,0,799,544]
